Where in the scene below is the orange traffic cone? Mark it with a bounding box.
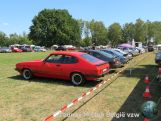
[144,118,149,121]
[143,86,151,98]
[144,75,150,84]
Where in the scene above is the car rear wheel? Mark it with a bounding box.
[22,69,32,80]
[71,73,85,86]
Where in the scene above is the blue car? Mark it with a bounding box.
[101,49,128,64]
[80,50,122,68]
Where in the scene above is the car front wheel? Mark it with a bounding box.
[71,73,85,86]
[22,69,32,80]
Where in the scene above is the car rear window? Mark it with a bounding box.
[81,54,99,62]
[111,50,123,56]
[99,51,114,58]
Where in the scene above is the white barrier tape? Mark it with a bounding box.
[67,103,74,108]
[53,111,61,117]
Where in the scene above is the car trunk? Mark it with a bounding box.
[94,62,109,75]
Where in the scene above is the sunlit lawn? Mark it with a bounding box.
[0,51,159,121]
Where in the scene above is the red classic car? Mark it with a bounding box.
[15,51,110,85]
[11,47,23,52]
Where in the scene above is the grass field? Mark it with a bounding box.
[0,51,161,121]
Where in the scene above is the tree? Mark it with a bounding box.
[0,31,8,46]
[151,21,161,44]
[29,9,81,47]
[134,19,147,42]
[8,33,32,45]
[89,20,108,45]
[108,23,122,46]
[122,23,135,43]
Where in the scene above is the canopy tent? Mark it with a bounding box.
[118,43,133,48]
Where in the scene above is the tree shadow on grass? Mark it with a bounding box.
[8,75,102,88]
[111,64,161,121]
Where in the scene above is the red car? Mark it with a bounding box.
[15,51,109,85]
[11,47,23,52]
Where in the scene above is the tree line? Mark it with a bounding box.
[0,32,32,46]
[0,9,161,47]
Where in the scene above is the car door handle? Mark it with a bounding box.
[56,64,61,67]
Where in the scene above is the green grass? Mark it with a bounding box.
[0,52,160,121]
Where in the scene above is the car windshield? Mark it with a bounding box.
[98,51,114,58]
[81,54,100,62]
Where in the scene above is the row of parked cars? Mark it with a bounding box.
[80,47,144,69]
[0,45,47,53]
[15,46,145,86]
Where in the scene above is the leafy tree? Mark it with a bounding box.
[152,22,161,44]
[108,23,122,46]
[29,9,81,47]
[0,31,8,46]
[134,19,147,42]
[8,33,32,45]
[89,20,108,45]
[80,37,92,47]
[122,23,135,42]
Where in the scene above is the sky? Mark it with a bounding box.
[0,0,161,35]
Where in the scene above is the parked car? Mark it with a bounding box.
[148,45,154,52]
[118,47,139,56]
[19,45,32,52]
[113,48,133,60]
[64,45,76,50]
[80,50,122,68]
[11,47,22,52]
[136,47,145,54]
[0,47,11,53]
[51,45,58,50]
[34,46,47,52]
[155,51,161,65]
[15,51,109,86]
[101,49,128,64]
[55,45,67,51]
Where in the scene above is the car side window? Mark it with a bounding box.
[45,54,78,64]
[93,52,102,58]
[62,55,78,64]
[45,54,64,63]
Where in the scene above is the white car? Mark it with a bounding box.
[113,48,133,60]
[136,47,145,54]
[34,46,47,52]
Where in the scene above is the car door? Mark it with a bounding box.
[41,54,64,78]
[56,55,79,79]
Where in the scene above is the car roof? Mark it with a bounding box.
[88,50,100,52]
[50,51,85,56]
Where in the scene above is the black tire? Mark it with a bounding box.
[22,69,32,80]
[71,73,85,86]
